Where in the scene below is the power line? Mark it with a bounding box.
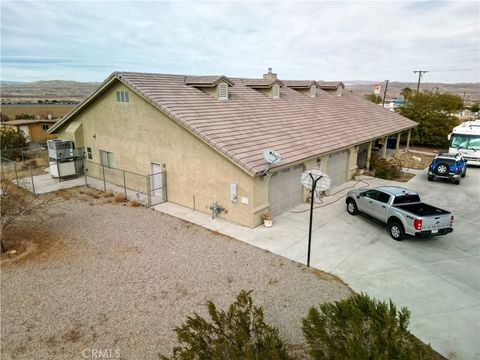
[413,70,428,93]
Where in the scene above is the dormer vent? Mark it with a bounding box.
[283,80,319,97]
[310,85,317,98]
[185,75,234,100]
[218,82,228,100]
[272,84,280,99]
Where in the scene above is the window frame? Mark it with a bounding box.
[99,150,115,168]
[116,90,130,103]
[42,124,49,130]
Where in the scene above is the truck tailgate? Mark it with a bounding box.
[421,214,452,231]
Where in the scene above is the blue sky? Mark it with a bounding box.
[1,0,479,83]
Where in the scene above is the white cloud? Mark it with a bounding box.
[1,0,478,82]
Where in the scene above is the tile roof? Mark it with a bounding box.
[184,75,234,87]
[2,119,57,126]
[283,80,317,88]
[317,81,344,89]
[53,72,417,175]
[243,79,284,88]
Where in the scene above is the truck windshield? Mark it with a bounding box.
[393,194,421,204]
[451,134,480,150]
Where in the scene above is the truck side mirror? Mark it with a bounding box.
[447,134,451,141]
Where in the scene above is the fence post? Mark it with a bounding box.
[21,148,25,164]
[102,166,106,191]
[123,170,127,200]
[84,158,88,186]
[30,165,35,195]
[13,161,19,187]
[146,175,151,207]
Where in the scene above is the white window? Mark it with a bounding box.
[99,150,115,168]
[310,85,317,98]
[272,84,280,99]
[116,91,129,102]
[218,82,228,100]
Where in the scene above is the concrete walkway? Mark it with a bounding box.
[154,171,480,360]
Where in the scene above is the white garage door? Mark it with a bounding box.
[327,150,348,186]
[269,165,304,216]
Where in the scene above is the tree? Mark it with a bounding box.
[397,91,461,147]
[1,126,29,160]
[160,290,288,360]
[400,87,413,100]
[1,180,55,253]
[364,93,382,104]
[302,293,434,360]
[469,103,480,113]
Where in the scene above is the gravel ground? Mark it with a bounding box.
[1,195,351,360]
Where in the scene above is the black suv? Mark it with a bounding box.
[428,153,467,184]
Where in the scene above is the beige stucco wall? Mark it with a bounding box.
[57,81,258,227]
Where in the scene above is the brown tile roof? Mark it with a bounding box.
[283,80,317,88]
[2,119,57,126]
[184,75,234,87]
[242,78,284,88]
[317,81,344,89]
[52,72,417,175]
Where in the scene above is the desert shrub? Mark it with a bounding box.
[160,290,288,360]
[370,154,402,180]
[129,199,140,207]
[113,192,125,203]
[14,113,36,120]
[24,159,37,167]
[102,189,114,198]
[302,293,434,360]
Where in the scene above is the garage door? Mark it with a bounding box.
[327,150,348,186]
[269,165,304,216]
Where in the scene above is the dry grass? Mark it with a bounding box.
[129,199,140,207]
[102,189,114,198]
[394,151,435,170]
[113,192,126,203]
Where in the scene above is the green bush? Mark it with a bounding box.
[1,126,29,160]
[302,293,434,360]
[370,153,402,180]
[160,290,288,360]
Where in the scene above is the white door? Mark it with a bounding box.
[326,150,348,186]
[150,162,163,198]
[269,165,304,216]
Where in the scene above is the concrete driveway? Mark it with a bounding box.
[155,167,479,359]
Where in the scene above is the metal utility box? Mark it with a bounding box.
[47,139,74,160]
[49,160,76,178]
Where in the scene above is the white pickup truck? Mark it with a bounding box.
[345,186,454,241]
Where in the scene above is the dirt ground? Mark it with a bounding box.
[1,189,351,360]
[395,151,435,170]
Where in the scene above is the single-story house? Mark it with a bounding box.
[49,69,416,227]
[2,118,58,142]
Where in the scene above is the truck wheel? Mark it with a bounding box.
[428,176,434,181]
[389,221,405,241]
[346,199,359,215]
[461,169,466,178]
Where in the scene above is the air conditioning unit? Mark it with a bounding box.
[47,139,74,160]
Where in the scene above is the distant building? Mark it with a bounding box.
[1,119,57,142]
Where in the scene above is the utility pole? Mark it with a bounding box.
[382,80,389,108]
[413,70,428,93]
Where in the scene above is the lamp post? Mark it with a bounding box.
[307,173,322,267]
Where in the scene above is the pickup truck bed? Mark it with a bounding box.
[394,203,450,217]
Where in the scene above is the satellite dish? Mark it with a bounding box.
[301,169,331,191]
[263,149,281,165]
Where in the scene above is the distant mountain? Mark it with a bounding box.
[344,81,480,104]
[1,80,100,100]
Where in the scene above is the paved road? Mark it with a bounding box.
[156,168,480,359]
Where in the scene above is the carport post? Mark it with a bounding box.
[406,129,412,151]
[382,136,388,158]
[366,141,373,171]
[83,158,88,186]
[395,132,401,153]
[307,174,322,268]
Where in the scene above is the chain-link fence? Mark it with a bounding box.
[1,147,166,206]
